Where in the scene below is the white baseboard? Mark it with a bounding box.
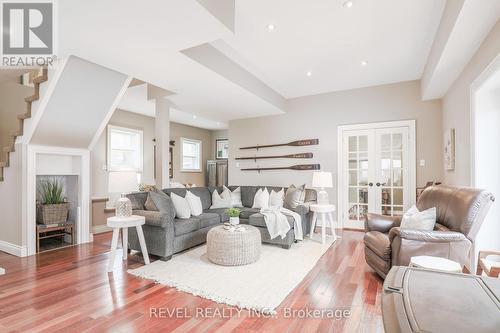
[92,225,112,234]
[0,240,27,257]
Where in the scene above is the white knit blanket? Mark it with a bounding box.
[259,206,303,241]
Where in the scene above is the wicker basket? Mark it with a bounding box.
[37,203,69,224]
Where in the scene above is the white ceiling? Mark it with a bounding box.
[421,0,500,100]
[58,0,284,130]
[117,84,228,130]
[225,0,446,98]
[54,0,497,128]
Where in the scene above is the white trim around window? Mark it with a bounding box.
[181,137,202,172]
[107,125,144,172]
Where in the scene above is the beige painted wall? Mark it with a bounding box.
[229,80,443,207]
[91,110,216,207]
[211,129,229,159]
[0,81,32,156]
[442,20,500,186]
[92,110,156,207]
[170,122,213,186]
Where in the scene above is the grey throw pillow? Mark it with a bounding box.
[284,184,306,209]
[148,191,176,221]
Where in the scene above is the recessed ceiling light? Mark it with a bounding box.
[361,61,368,66]
[193,115,197,119]
[343,1,354,8]
[267,24,275,31]
[306,71,312,77]
[216,122,220,126]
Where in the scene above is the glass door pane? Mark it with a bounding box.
[345,131,372,228]
[375,129,408,217]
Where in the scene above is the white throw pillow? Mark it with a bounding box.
[210,188,232,209]
[224,186,243,207]
[170,192,191,219]
[269,188,284,207]
[252,187,270,209]
[400,205,437,231]
[185,190,203,216]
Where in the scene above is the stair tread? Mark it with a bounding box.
[33,75,48,84]
[25,95,39,103]
[1,69,48,183]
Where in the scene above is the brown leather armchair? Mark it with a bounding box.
[364,185,495,278]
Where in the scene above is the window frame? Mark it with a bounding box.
[107,125,144,172]
[181,137,202,172]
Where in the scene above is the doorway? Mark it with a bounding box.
[337,121,416,229]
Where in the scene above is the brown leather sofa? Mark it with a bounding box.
[364,185,495,278]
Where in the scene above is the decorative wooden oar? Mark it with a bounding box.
[235,153,313,161]
[240,139,319,150]
[241,164,320,172]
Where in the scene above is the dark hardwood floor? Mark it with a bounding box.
[0,230,384,332]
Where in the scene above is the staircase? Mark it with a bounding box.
[0,69,48,182]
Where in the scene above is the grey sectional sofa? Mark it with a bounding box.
[126,186,316,261]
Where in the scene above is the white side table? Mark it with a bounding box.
[410,256,462,273]
[107,215,150,272]
[310,204,338,244]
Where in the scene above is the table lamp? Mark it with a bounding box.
[312,171,333,205]
[108,171,139,217]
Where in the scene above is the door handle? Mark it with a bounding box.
[376,182,381,187]
[368,182,373,187]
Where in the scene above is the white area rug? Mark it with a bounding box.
[129,239,335,314]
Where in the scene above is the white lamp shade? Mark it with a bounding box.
[312,171,333,188]
[108,171,139,193]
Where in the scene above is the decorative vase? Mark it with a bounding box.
[229,216,239,225]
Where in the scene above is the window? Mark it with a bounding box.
[181,137,202,172]
[107,125,143,172]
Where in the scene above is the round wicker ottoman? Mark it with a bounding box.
[207,225,261,266]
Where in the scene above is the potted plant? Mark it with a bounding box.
[37,178,69,225]
[227,208,241,225]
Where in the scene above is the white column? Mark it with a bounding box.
[155,98,170,189]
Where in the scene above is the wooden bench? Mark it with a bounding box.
[36,222,74,253]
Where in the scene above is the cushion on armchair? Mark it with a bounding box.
[400,205,436,231]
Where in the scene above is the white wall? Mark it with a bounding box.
[0,143,24,248]
[229,80,443,209]
[30,56,129,148]
[475,86,500,252]
[442,20,500,186]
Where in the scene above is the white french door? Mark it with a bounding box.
[338,121,415,229]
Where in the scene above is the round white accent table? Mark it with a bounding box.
[310,204,338,244]
[107,215,150,272]
[409,256,462,273]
